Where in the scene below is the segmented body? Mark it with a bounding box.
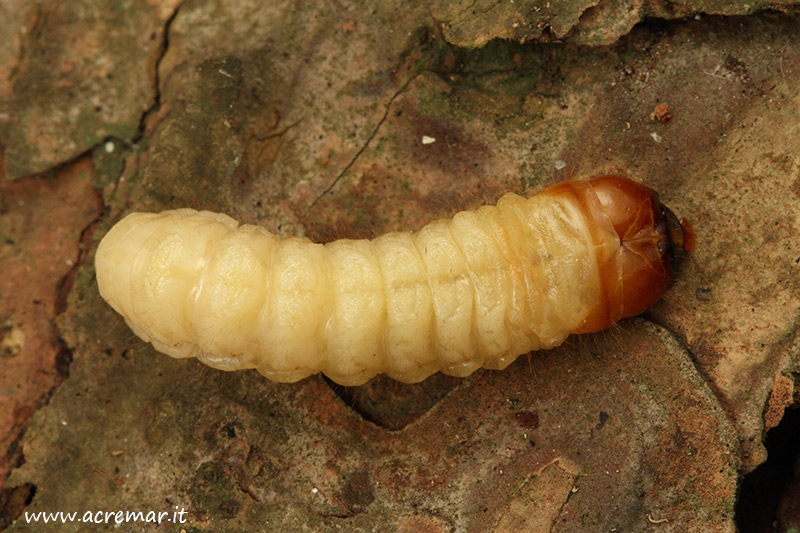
[95,177,685,385]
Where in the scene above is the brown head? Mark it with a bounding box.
[545,176,691,333]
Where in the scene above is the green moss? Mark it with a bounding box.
[92,138,129,189]
[412,34,556,130]
[192,461,242,520]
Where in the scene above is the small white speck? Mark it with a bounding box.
[311,487,318,494]
[219,68,232,77]
[421,135,436,145]
[650,132,662,143]
[61,420,68,426]
[104,141,115,153]
[554,159,566,170]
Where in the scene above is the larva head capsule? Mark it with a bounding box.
[548,176,690,334]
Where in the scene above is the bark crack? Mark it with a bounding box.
[549,468,581,533]
[305,74,420,215]
[133,1,186,144]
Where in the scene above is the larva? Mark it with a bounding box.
[95,176,689,386]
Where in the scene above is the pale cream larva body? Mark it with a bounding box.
[95,177,685,386]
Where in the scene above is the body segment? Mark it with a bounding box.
[95,177,686,385]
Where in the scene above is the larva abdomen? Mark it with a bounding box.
[96,177,688,385]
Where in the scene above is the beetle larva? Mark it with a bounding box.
[95,176,689,386]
